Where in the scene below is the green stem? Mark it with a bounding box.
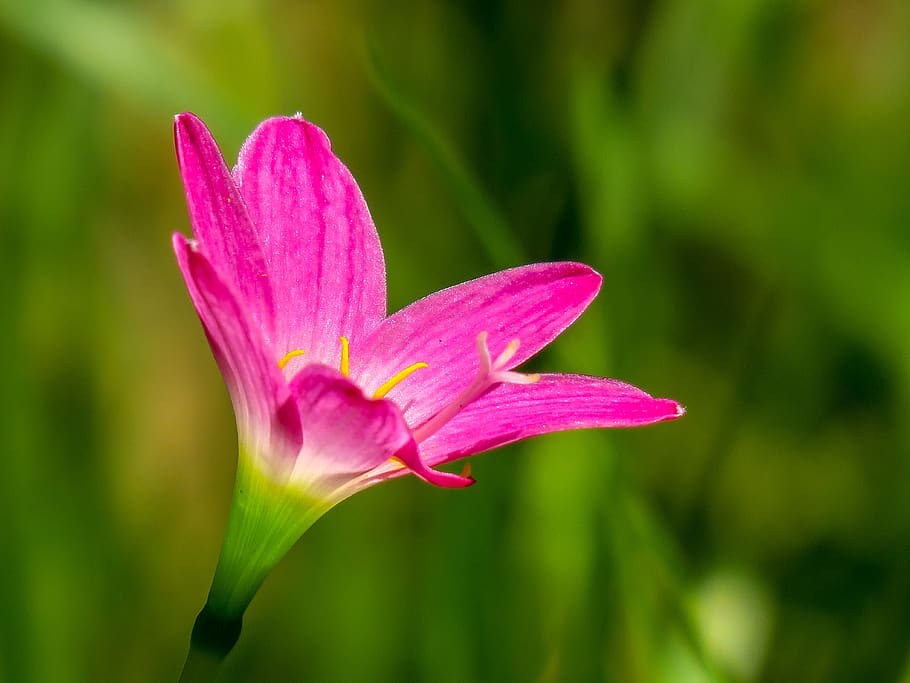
[178,605,242,682]
[205,450,332,617]
[179,450,335,680]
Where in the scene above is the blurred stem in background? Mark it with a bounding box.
[366,42,525,271]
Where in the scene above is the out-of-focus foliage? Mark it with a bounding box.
[1,0,909,681]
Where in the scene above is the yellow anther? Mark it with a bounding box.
[277,349,306,369]
[339,336,350,377]
[373,362,429,398]
[494,338,521,367]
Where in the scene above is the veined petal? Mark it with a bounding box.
[174,113,274,338]
[353,263,602,427]
[286,366,471,495]
[287,365,409,487]
[173,233,301,461]
[233,116,387,365]
[417,373,684,466]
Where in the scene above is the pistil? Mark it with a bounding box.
[411,332,538,444]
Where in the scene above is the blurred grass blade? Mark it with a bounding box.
[365,42,525,269]
[626,494,729,683]
[0,0,242,123]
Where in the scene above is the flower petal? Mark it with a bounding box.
[417,374,684,466]
[174,113,274,339]
[388,439,475,489]
[353,263,602,427]
[233,116,387,365]
[286,366,471,495]
[173,233,301,461]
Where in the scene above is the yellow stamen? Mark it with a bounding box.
[277,349,306,369]
[373,362,429,398]
[494,338,521,367]
[339,336,350,377]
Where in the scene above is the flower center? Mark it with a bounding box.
[277,337,429,399]
[279,333,538,445]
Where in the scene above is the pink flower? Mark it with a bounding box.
[173,113,687,650]
[173,112,683,505]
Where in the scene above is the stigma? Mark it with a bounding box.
[411,332,539,444]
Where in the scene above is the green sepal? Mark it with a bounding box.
[204,449,334,621]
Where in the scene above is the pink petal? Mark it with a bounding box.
[287,366,471,493]
[173,233,301,460]
[174,113,275,339]
[417,373,684,466]
[388,439,474,489]
[233,116,387,366]
[352,263,602,428]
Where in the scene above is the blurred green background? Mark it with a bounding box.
[2,0,909,681]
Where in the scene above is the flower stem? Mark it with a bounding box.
[178,604,242,682]
[178,450,334,681]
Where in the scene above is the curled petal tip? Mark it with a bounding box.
[660,398,685,420]
[651,397,686,422]
[563,261,603,293]
[648,399,685,423]
[173,112,206,138]
[394,442,474,488]
[437,471,475,488]
[172,231,198,252]
[413,462,475,489]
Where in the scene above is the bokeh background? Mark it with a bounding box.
[2,0,909,681]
